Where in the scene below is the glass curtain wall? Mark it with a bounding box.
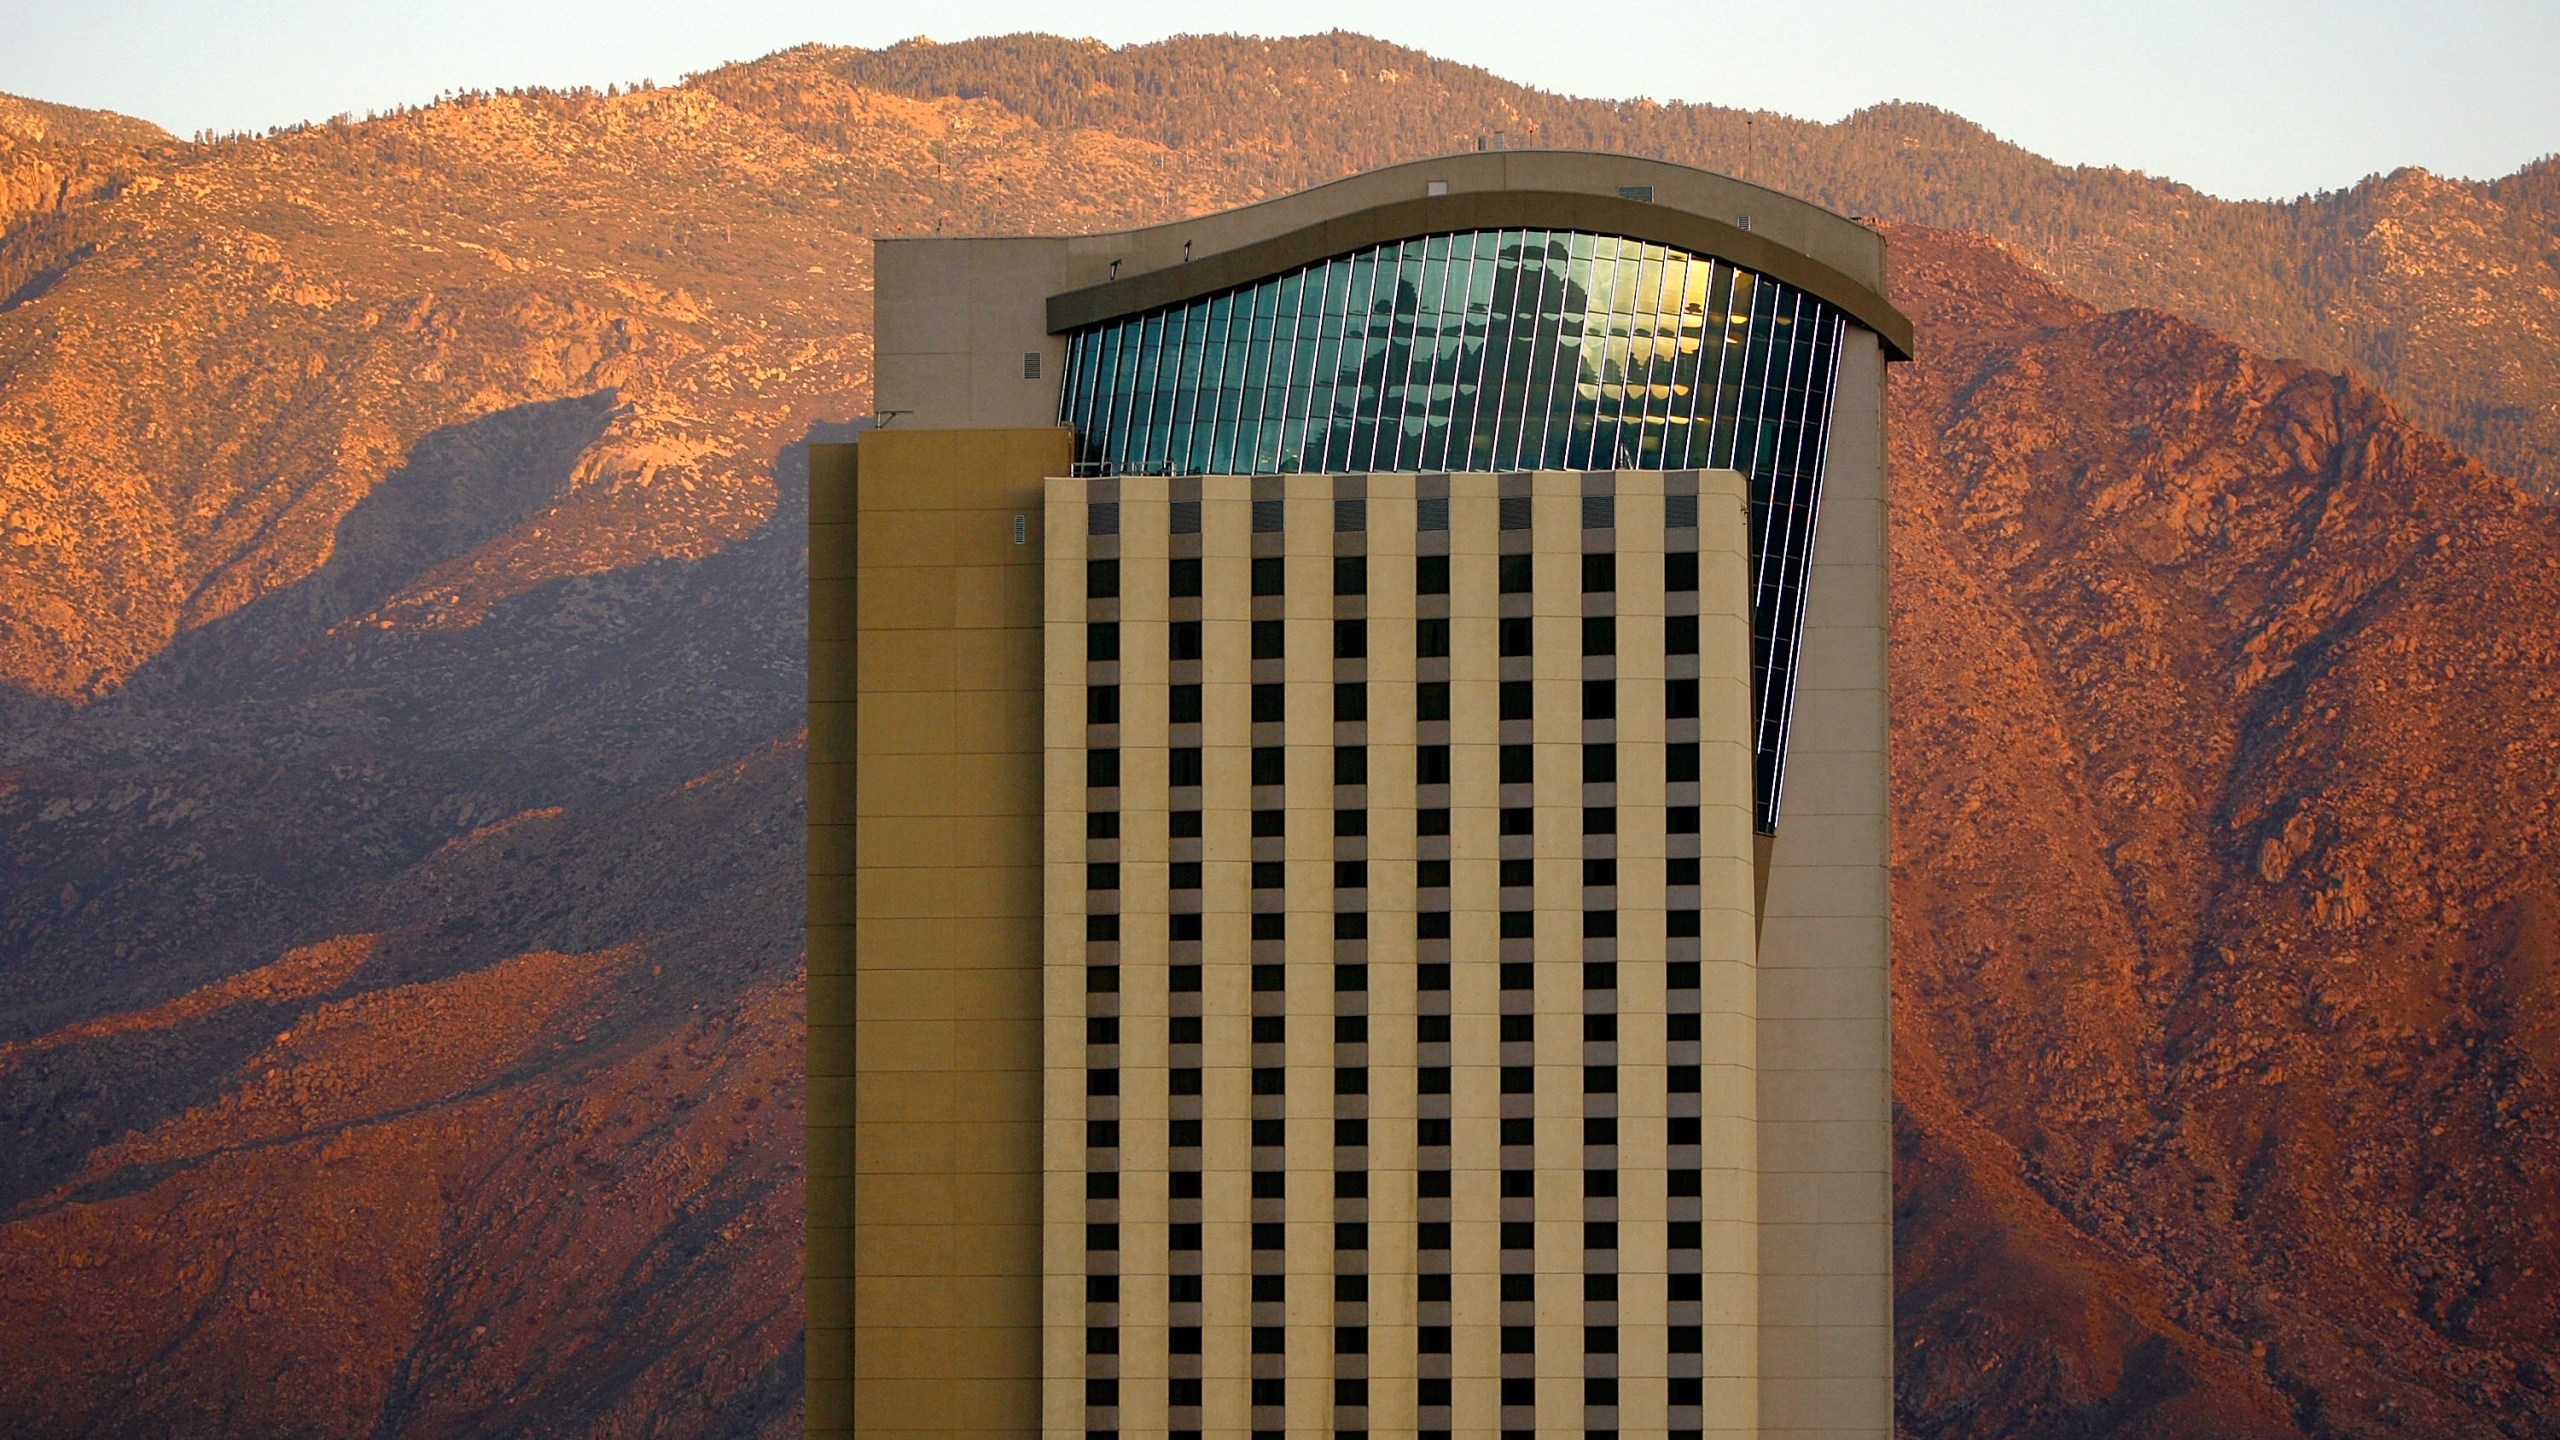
[1060,229,1854,832]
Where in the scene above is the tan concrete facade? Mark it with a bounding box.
[815,428,1074,1440]
[821,150,1899,1440]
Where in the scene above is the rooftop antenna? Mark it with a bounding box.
[873,409,912,428]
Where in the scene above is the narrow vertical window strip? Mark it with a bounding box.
[1760,315,1847,831]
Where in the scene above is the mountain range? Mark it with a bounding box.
[1,32,2554,1440]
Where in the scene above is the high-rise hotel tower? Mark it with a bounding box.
[811,151,1909,1440]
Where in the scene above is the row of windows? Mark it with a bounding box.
[1088,612,1703,664]
[1091,674,1706,728]
[1088,549,1698,599]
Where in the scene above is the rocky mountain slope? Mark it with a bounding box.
[812,33,2560,498]
[1883,225,2560,1438]
[0,34,2553,1440]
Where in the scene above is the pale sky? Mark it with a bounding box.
[2,0,2552,201]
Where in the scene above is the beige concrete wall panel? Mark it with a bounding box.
[841,428,1066,1440]
[1756,326,1892,1440]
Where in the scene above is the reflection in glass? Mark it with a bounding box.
[1061,228,1857,831]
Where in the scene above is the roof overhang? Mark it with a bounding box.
[1045,187,1915,362]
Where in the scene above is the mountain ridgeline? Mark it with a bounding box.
[758,32,2560,497]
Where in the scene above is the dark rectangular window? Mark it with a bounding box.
[1088,1326,1119,1354]
[1582,553,1615,592]
[1335,683,1367,721]
[1169,620,1203,661]
[1335,619,1367,658]
[1666,614,1699,654]
[1418,807,1451,836]
[1088,685,1120,725]
[1088,862,1120,890]
[1417,858,1451,889]
[1170,1016,1203,1046]
[1583,744,1616,783]
[1169,748,1203,788]
[1170,556,1202,597]
[1335,860,1369,889]
[1584,805,1615,834]
[1087,750,1121,788]
[1417,617,1450,658]
[1416,554,1449,594]
[1668,856,1701,887]
[1499,744,1533,784]
[1499,680,1532,720]
[1669,804,1700,834]
[1088,624,1120,662]
[1252,861,1285,890]
[1667,677,1700,718]
[1416,745,1451,785]
[1417,680,1450,720]
[1668,742,1700,783]
[1252,747,1284,786]
[1499,858,1534,889]
[1583,857,1617,887]
[1499,553,1533,593]
[1665,550,1698,592]
[1252,619,1285,659]
[1170,860,1202,891]
[1335,556,1367,595]
[1252,808,1285,836]
[1583,678,1614,719]
[1170,810,1203,839]
[1498,617,1532,655]
[1582,615,1616,655]
[1335,746,1367,785]
[1088,558,1120,598]
[1170,684,1202,725]
[1086,809,1118,840]
[1335,808,1367,836]
[1252,682,1284,723]
[1334,1068,1368,1095]
[1668,1011,1702,1042]
[1499,806,1533,835]
[1252,556,1284,596]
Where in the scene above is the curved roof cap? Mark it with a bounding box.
[1045,149,1914,361]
